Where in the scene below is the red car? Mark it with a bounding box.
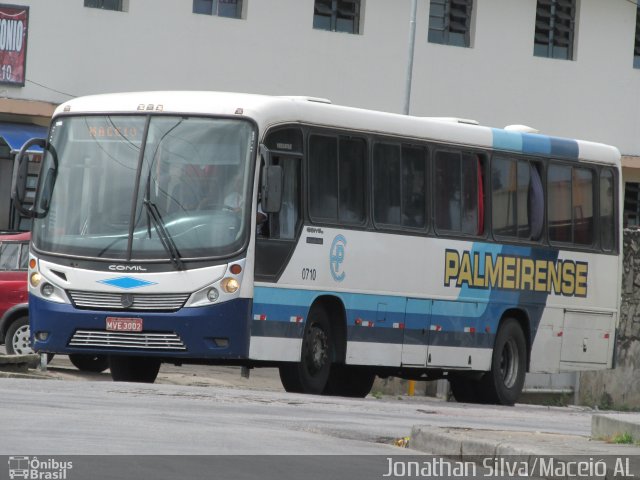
[0,231,108,372]
[0,231,30,355]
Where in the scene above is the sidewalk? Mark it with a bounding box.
[410,418,640,479]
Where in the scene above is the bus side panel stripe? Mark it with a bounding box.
[522,133,551,155]
[454,243,561,348]
[492,129,522,152]
[550,136,579,158]
[492,129,579,160]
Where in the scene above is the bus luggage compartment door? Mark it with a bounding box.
[560,310,613,368]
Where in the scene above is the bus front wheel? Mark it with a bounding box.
[480,318,527,406]
[69,353,110,373]
[279,305,333,394]
[109,356,161,383]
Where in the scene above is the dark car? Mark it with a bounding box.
[0,231,108,372]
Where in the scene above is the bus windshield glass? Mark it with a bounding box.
[32,115,256,261]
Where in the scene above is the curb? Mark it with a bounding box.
[592,414,640,442]
[409,426,640,479]
[409,426,539,458]
[0,353,40,371]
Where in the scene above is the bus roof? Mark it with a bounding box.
[55,91,621,166]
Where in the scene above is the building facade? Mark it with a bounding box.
[1,0,640,228]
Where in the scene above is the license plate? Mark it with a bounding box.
[106,317,143,332]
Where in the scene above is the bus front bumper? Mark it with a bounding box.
[29,295,252,360]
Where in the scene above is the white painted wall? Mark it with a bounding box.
[7,0,640,155]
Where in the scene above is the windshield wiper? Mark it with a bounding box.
[143,199,185,271]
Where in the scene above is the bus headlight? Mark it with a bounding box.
[221,277,240,294]
[30,272,42,287]
[41,283,55,297]
[207,287,220,302]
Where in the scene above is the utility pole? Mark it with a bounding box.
[403,0,418,115]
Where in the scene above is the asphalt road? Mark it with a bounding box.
[0,360,595,455]
[0,360,619,480]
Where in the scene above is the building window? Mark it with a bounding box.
[428,0,473,48]
[313,0,361,34]
[634,5,640,68]
[624,182,640,227]
[193,0,243,19]
[533,0,576,60]
[84,0,124,11]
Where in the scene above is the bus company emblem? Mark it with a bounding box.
[330,235,347,282]
[97,276,157,290]
[121,293,135,308]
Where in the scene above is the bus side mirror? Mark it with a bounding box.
[11,138,47,217]
[261,165,283,214]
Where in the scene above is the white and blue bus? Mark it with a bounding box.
[12,92,621,404]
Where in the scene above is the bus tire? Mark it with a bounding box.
[449,377,482,403]
[279,305,332,394]
[69,354,110,373]
[109,356,161,383]
[324,365,375,398]
[480,318,526,406]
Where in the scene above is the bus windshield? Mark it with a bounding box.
[32,115,256,261]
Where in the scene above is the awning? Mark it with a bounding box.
[0,122,48,154]
[622,155,640,169]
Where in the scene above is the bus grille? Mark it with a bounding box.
[67,290,189,312]
[69,330,187,351]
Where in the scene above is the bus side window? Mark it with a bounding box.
[435,150,484,236]
[270,157,300,240]
[600,168,615,251]
[573,167,594,245]
[259,156,300,240]
[309,135,338,222]
[529,163,544,241]
[373,143,401,226]
[435,151,461,231]
[492,157,543,241]
[548,164,572,243]
[309,134,366,226]
[401,145,427,229]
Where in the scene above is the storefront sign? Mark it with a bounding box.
[0,5,28,86]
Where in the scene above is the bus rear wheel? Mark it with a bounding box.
[324,365,375,398]
[449,376,483,403]
[109,356,161,383]
[479,318,526,406]
[279,305,333,394]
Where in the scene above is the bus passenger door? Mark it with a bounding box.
[255,155,302,281]
[401,298,432,366]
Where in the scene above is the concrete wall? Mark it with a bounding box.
[6,0,640,155]
[578,229,640,409]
